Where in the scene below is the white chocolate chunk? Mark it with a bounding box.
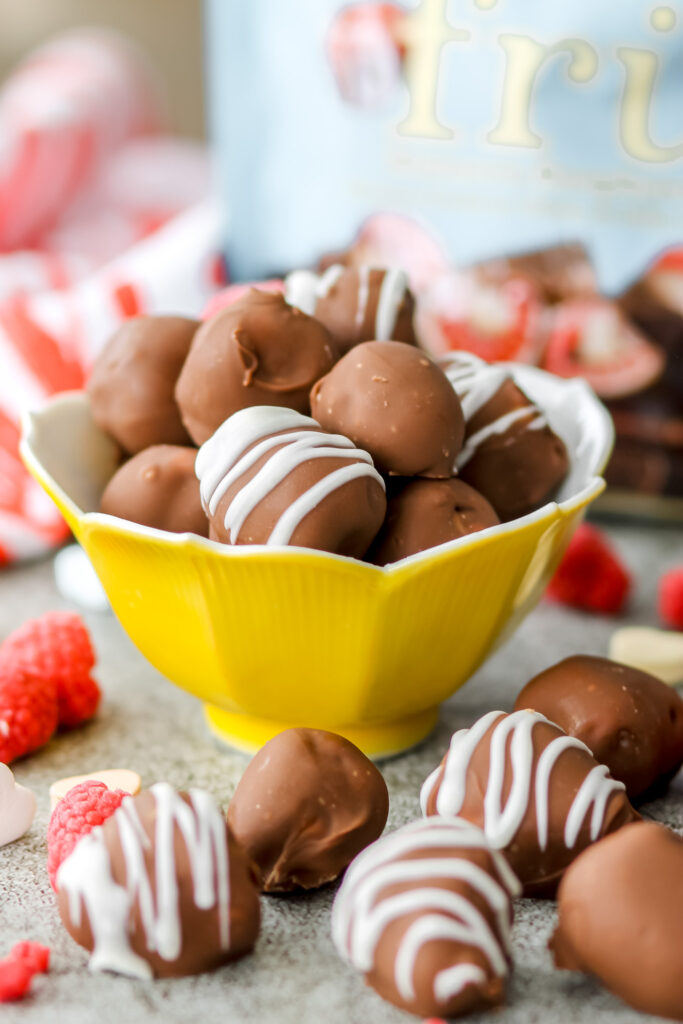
[0,763,36,846]
[609,627,683,686]
[50,769,142,812]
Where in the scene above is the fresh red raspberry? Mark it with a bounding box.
[659,567,683,630]
[1,611,101,729]
[0,660,58,763]
[0,942,50,1002]
[47,780,126,890]
[546,523,631,615]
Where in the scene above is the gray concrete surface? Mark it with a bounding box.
[1,522,682,1023]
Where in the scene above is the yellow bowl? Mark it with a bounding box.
[20,367,612,757]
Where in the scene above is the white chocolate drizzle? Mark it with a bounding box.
[332,817,520,1008]
[285,264,409,341]
[441,353,547,470]
[420,711,626,852]
[56,784,232,978]
[195,406,384,546]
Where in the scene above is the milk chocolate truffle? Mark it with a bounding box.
[332,817,521,1019]
[368,477,499,565]
[285,264,417,355]
[227,728,389,892]
[88,316,197,454]
[56,784,260,978]
[514,655,683,801]
[311,341,465,477]
[196,406,386,557]
[443,353,569,521]
[421,709,636,896]
[175,290,337,445]
[552,822,683,1021]
[99,445,208,536]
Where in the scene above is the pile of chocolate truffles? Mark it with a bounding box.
[89,265,570,563]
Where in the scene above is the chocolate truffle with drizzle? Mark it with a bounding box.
[285,265,417,355]
[195,406,386,557]
[421,709,637,896]
[56,784,260,978]
[332,817,521,1018]
[442,352,569,521]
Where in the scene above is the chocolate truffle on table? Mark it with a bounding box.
[332,817,521,1019]
[421,709,637,896]
[368,477,499,565]
[285,264,417,354]
[196,406,386,557]
[227,728,388,892]
[99,445,208,536]
[311,340,465,478]
[514,655,683,801]
[88,315,197,454]
[56,784,260,978]
[551,823,683,1021]
[175,290,337,445]
[442,352,569,521]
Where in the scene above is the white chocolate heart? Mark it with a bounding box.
[609,627,683,686]
[49,769,141,811]
[0,763,36,846]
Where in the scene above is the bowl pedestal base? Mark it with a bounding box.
[203,703,438,759]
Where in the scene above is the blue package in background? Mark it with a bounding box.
[205,0,683,293]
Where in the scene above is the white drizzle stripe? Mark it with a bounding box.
[196,406,319,508]
[374,267,409,340]
[423,711,626,855]
[356,266,371,331]
[434,963,488,1002]
[395,911,503,1002]
[331,818,519,1010]
[268,462,381,545]
[284,265,344,315]
[455,408,546,470]
[195,406,384,546]
[56,784,232,977]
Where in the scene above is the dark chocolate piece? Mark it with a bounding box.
[368,477,499,565]
[227,727,389,892]
[99,445,208,536]
[175,290,337,445]
[514,655,683,800]
[552,822,683,1021]
[311,340,465,478]
[88,315,197,454]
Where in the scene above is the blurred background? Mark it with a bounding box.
[0,0,205,136]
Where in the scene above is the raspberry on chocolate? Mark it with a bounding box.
[47,780,126,890]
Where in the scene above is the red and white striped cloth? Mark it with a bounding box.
[0,31,224,566]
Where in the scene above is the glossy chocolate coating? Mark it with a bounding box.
[515,655,683,801]
[421,710,637,896]
[458,377,569,521]
[100,445,208,536]
[311,341,465,477]
[197,407,386,558]
[175,290,337,445]
[552,822,683,1020]
[88,315,197,454]
[227,728,388,892]
[311,266,417,354]
[57,787,260,978]
[332,818,520,1018]
[368,477,499,565]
